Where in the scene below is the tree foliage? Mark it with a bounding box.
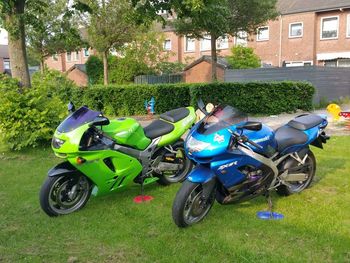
[26,0,85,73]
[133,0,278,81]
[227,46,261,69]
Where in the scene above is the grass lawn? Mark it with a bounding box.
[0,136,350,263]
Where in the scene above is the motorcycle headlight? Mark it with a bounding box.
[52,137,65,149]
[186,136,210,152]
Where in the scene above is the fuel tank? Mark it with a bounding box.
[103,118,151,150]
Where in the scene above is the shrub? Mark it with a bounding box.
[86,55,103,85]
[227,46,261,69]
[0,74,66,150]
[70,81,314,116]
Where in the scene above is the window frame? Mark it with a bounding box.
[320,16,339,40]
[257,26,269,41]
[83,48,90,57]
[163,39,172,51]
[184,36,195,52]
[66,52,72,62]
[289,22,304,38]
[216,35,229,50]
[235,31,248,46]
[347,14,350,38]
[200,34,211,51]
[52,54,58,61]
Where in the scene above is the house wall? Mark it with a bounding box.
[184,60,224,83]
[67,68,88,87]
[0,57,4,72]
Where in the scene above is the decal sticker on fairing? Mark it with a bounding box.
[214,133,225,143]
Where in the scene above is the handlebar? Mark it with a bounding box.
[228,129,263,150]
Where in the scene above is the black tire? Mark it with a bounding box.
[157,142,193,186]
[40,174,92,217]
[276,150,316,196]
[172,181,215,228]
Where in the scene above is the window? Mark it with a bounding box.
[185,36,195,52]
[52,54,58,61]
[200,35,211,51]
[66,52,72,62]
[163,39,171,51]
[324,60,337,67]
[74,51,80,61]
[289,22,303,38]
[236,31,247,46]
[321,16,338,39]
[285,61,313,67]
[3,60,10,69]
[216,35,229,49]
[84,48,90,57]
[347,14,350,37]
[257,26,269,41]
[338,59,350,67]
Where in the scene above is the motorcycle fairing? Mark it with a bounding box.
[187,165,216,183]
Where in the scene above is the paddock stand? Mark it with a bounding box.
[256,191,284,220]
[133,178,154,204]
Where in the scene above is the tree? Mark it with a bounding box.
[227,46,261,69]
[133,0,278,81]
[0,0,39,87]
[26,0,84,74]
[78,0,139,85]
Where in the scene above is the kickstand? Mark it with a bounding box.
[266,192,273,218]
[133,177,154,203]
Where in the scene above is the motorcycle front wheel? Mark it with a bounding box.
[39,174,92,217]
[172,181,215,227]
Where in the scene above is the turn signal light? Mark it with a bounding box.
[76,157,86,165]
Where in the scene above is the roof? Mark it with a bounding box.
[67,64,86,73]
[0,45,9,58]
[184,56,231,71]
[277,0,350,15]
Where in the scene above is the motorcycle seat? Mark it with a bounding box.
[160,107,190,123]
[287,114,323,131]
[275,125,308,152]
[144,120,174,139]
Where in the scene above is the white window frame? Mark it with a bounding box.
[83,48,90,57]
[52,54,58,61]
[163,39,172,51]
[257,26,269,41]
[184,36,195,52]
[289,22,303,38]
[285,61,313,67]
[66,52,72,62]
[235,31,248,46]
[347,14,350,38]
[216,35,229,50]
[74,51,80,61]
[320,16,339,40]
[200,34,211,51]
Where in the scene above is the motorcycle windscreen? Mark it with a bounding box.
[57,106,101,133]
[198,105,247,135]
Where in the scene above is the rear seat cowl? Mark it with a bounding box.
[160,108,190,123]
[287,114,323,131]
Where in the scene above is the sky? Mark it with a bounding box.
[0,28,8,45]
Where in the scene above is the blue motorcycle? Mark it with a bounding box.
[172,101,330,227]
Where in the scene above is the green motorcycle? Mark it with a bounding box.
[40,103,196,216]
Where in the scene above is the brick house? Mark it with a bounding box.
[161,0,350,68]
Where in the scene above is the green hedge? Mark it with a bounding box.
[71,81,314,116]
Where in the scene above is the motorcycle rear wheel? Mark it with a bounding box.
[156,143,193,185]
[172,181,215,227]
[276,150,316,196]
[40,174,92,217]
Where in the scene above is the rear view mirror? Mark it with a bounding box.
[91,116,110,126]
[68,101,75,113]
[197,98,208,115]
[237,121,262,131]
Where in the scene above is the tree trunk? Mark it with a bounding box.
[5,1,31,87]
[40,58,45,74]
[103,50,109,85]
[210,35,218,82]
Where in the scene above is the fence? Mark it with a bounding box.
[134,74,183,84]
[224,67,350,103]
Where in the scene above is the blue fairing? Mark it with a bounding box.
[187,165,216,183]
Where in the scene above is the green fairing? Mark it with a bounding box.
[103,118,151,150]
[50,106,196,197]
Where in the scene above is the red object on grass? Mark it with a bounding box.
[133,195,154,203]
